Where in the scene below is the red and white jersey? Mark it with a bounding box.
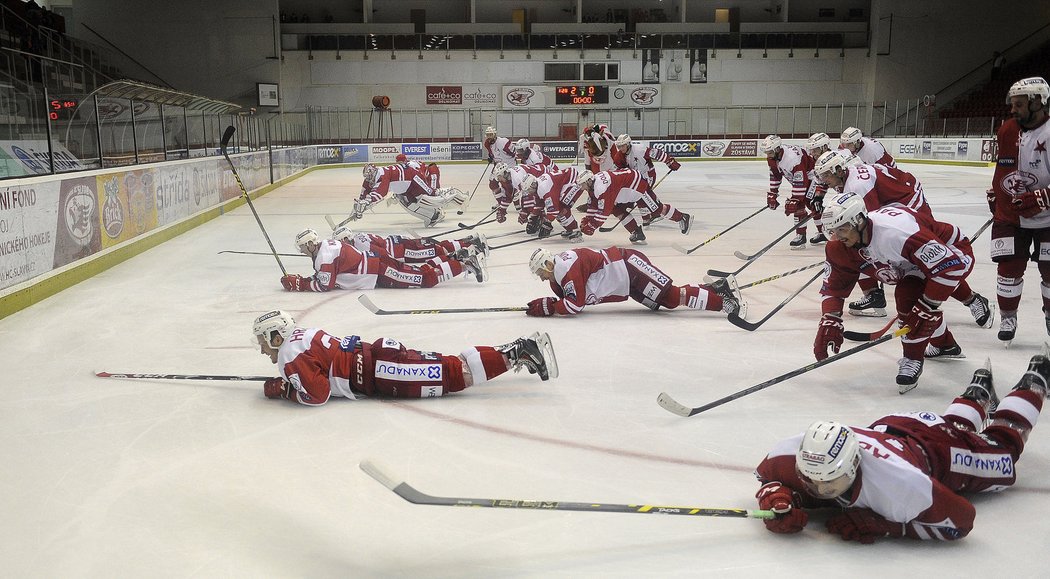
[584,126,619,172]
[840,163,929,215]
[363,164,435,203]
[768,144,812,197]
[277,327,362,405]
[756,414,977,540]
[587,168,648,218]
[821,207,971,310]
[535,167,583,217]
[991,116,1050,227]
[615,143,673,184]
[849,137,896,167]
[519,146,559,171]
[307,239,380,291]
[546,247,632,314]
[491,164,548,211]
[342,232,440,262]
[484,136,517,166]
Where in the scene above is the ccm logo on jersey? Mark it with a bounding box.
[914,241,949,266]
[949,449,1014,478]
[627,255,670,285]
[374,361,442,381]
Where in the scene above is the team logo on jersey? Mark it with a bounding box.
[914,241,949,266]
[949,448,1013,478]
[563,280,577,301]
[1000,171,1038,196]
[505,88,535,106]
[287,374,311,401]
[630,87,658,105]
[315,271,330,286]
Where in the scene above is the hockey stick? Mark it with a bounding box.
[844,315,901,342]
[657,327,909,417]
[422,216,497,238]
[360,460,774,520]
[672,207,768,255]
[218,250,308,258]
[95,371,270,381]
[707,217,811,278]
[731,261,824,291]
[358,294,526,315]
[490,236,550,250]
[457,160,493,215]
[597,170,673,233]
[488,228,528,240]
[220,125,287,276]
[734,216,812,261]
[456,208,498,230]
[971,217,993,241]
[726,269,824,331]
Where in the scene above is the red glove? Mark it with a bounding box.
[667,158,681,171]
[756,482,808,534]
[986,188,996,214]
[826,508,904,544]
[526,297,557,317]
[766,192,780,210]
[1012,187,1050,217]
[580,216,600,235]
[813,313,844,361]
[264,377,287,399]
[495,207,508,223]
[281,274,310,292]
[784,196,803,215]
[901,297,942,339]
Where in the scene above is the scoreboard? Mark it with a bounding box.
[554,85,609,105]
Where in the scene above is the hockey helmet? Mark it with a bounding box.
[815,149,853,180]
[493,162,511,180]
[515,138,531,152]
[840,127,863,147]
[821,192,868,232]
[1006,77,1049,105]
[294,228,321,255]
[253,310,296,347]
[795,421,861,499]
[759,135,782,155]
[331,225,354,243]
[484,126,498,138]
[575,170,595,187]
[529,248,555,277]
[805,132,831,155]
[614,133,632,149]
[395,153,408,163]
[520,174,539,194]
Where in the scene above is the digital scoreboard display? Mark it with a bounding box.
[555,85,609,105]
[48,98,79,120]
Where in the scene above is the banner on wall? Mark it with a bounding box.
[425,85,499,107]
[650,140,703,158]
[369,143,452,164]
[0,181,61,289]
[689,49,708,83]
[451,143,482,160]
[699,140,758,157]
[641,49,661,83]
[538,141,578,159]
[0,140,86,178]
[54,176,101,268]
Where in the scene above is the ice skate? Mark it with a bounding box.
[896,357,924,394]
[788,234,806,250]
[562,230,583,243]
[709,275,747,318]
[809,232,828,245]
[679,213,692,235]
[848,288,887,318]
[499,332,559,381]
[629,229,647,245]
[966,293,994,328]
[462,252,488,283]
[468,232,489,258]
[962,359,998,413]
[925,342,965,359]
[998,313,1017,346]
[1012,344,1050,397]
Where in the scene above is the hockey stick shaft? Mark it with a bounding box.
[736,261,824,291]
[657,327,909,417]
[96,371,270,381]
[488,228,529,240]
[457,208,498,230]
[727,269,824,331]
[358,294,525,315]
[457,160,493,214]
[675,206,768,254]
[490,236,547,250]
[218,250,308,258]
[971,217,993,242]
[734,216,812,261]
[220,126,287,276]
[427,215,497,237]
[360,460,774,519]
[844,315,900,342]
[708,217,810,278]
[598,170,673,233]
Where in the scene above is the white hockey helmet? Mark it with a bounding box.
[840,127,863,146]
[294,228,321,255]
[331,225,354,243]
[521,174,538,193]
[795,421,861,499]
[614,133,632,148]
[493,162,511,180]
[575,170,595,187]
[484,125,498,138]
[1006,77,1049,105]
[529,248,555,277]
[253,310,296,347]
[362,163,378,183]
[805,132,831,155]
[821,192,868,232]
[515,138,531,152]
[759,135,782,154]
[815,149,853,180]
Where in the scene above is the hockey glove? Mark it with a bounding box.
[766,192,780,210]
[526,297,557,317]
[826,508,904,544]
[756,482,808,534]
[1012,187,1050,218]
[811,194,825,215]
[495,207,508,223]
[986,188,996,214]
[525,215,541,235]
[667,158,681,171]
[580,216,600,236]
[518,210,531,225]
[264,377,287,399]
[784,196,803,215]
[281,274,310,292]
[537,220,554,239]
[813,313,844,361]
[901,297,942,340]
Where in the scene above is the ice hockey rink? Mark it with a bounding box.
[3,160,1048,577]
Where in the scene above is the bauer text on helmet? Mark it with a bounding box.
[815,149,849,184]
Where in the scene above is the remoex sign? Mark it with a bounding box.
[426,86,462,105]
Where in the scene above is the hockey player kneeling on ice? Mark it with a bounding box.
[755,352,1049,543]
[354,160,467,227]
[253,310,558,405]
[525,247,743,316]
[280,228,487,292]
[575,168,691,246]
[818,193,977,393]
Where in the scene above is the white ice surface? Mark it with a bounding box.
[2,161,1048,578]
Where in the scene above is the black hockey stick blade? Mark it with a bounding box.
[844,315,901,342]
[657,327,909,417]
[96,371,270,381]
[219,125,236,155]
[726,269,823,331]
[358,294,526,315]
[359,460,774,519]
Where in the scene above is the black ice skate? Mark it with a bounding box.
[462,252,488,283]
[848,288,887,318]
[1012,345,1050,398]
[962,359,999,413]
[896,357,924,394]
[629,229,647,245]
[998,313,1017,345]
[924,342,965,359]
[468,232,489,258]
[709,276,746,317]
[809,232,828,245]
[966,293,994,328]
[679,213,692,235]
[788,234,806,250]
[562,230,583,243]
[499,332,559,381]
